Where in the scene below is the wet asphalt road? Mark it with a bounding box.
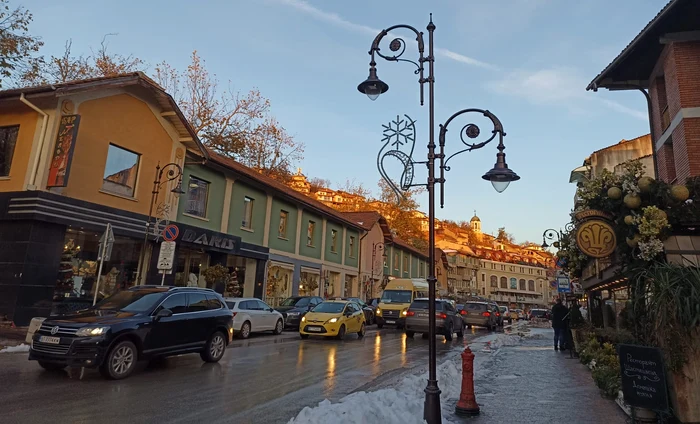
[0,327,487,424]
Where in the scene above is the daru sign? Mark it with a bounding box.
[181,229,237,251]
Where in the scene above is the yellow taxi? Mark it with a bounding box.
[299,300,366,339]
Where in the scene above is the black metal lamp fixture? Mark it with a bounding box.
[358,14,519,424]
[542,224,574,249]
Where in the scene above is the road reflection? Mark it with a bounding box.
[400,333,407,367]
[296,343,304,371]
[324,344,337,395]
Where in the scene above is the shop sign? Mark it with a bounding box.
[575,210,617,259]
[618,344,668,411]
[47,115,81,188]
[181,228,237,251]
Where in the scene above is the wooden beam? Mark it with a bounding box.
[178,137,193,142]
[660,31,700,44]
[160,111,177,117]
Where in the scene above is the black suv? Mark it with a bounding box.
[29,286,233,380]
[275,296,323,329]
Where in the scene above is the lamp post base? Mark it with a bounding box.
[423,383,442,424]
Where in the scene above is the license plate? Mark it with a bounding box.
[386,320,396,324]
[39,336,60,344]
[306,326,322,332]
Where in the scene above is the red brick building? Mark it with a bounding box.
[587,0,700,184]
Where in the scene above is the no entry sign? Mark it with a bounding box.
[162,224,179,241]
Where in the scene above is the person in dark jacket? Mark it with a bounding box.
[551,297,569,351]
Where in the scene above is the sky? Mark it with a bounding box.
[21,0,663,243]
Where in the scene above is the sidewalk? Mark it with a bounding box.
[468,327,627,423]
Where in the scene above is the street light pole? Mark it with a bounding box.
[358,14,520,424]
[370,242,387,300]
[136,162,185,285]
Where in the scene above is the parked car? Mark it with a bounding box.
[405,299,465,341]
[275,296,324,329]
[299,300,366,339]
[529,308,550,321]
[342,297,375,325]
[225,297,285,338]
[457,301,497,330]
[488,302,504,327]
[29,286,233,380]
[499,306,513,325]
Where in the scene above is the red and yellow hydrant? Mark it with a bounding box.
[455,346,480,416]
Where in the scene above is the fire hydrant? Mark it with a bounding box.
[455,346,480,416]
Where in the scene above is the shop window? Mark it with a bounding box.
[156,293,188,314]
[102,144,140,197]
[349,236,355,258]
[54,228,141,307]
[331,229,338,253]
[307,221,316,246]
[242,196,254,229]
[0,125,19,177]
[185,176,209,218]
[278,210,288,238]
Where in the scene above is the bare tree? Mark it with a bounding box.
[0,0,43,88]
[154,51,304,176]
[308,177,332,193]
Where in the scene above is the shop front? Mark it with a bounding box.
[0,191,148,325]
[145,222,268,299]
[265,254,322,306]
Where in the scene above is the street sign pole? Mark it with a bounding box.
[93,223,115,306]
[161,270,167,286]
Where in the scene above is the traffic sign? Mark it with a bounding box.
[557,276,571,293]
[157,241,177,270]
[98,223,115,261]
[162,224,179,241]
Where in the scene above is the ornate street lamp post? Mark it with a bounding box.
[541,224,574,249]
[358,15,519,423]
[136,163,185,284]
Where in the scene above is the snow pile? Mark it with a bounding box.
[0,343,30,353]
[288,329,531,424]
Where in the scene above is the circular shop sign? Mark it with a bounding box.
[575,219,616,258]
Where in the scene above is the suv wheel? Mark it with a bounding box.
[456,322,464,338]
[100,340,137,380]
[38,361,65,371]
[444,323,453,341]
[273,319,283,335]
[201,331,226,363]
[239,321,251,339]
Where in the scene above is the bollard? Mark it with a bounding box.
[455,346,480,416]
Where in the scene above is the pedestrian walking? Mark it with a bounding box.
[551,297,569,351]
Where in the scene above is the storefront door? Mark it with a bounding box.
[174,249,209,287]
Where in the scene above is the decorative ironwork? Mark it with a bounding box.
[378,114,419,200]
[542,223,576,248]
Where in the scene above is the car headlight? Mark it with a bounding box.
[402,310,408,316]
[376,308,382,315]
[301,316,306,322]
[328,318,338,323]
[75,326,110,337]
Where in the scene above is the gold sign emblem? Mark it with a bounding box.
[576,220,616,258]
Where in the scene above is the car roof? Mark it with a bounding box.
[465,301,489,304]
[223,297,260,301]
[322,300,349,304]
[131,285,216,293]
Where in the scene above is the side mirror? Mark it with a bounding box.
[154,308,173,321]
[344,311,353,317]
[268,308,275,312]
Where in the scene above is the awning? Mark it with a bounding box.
[569,165,591,184]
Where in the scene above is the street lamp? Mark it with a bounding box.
[369,242,388,300]
[541,224,574,249]
[358,15,519,424]
[136,162,186,283]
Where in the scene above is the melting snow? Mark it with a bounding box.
[0,344,30,353]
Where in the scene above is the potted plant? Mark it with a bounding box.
[202,264,230,294]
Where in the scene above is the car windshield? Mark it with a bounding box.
[500,306,508,312]
[381,290,412,304]
[312,302,346,313]
[409,300,443,310]
[94,290,164,313]
[280,297,309,307]
[464,302,487,311]
[531,310,547,316]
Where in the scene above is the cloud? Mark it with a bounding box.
[273,0,495,70]
[487,67,647,119]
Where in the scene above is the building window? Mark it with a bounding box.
[331,229,338,253]
[242,197,254,229]
[349,236,355,258]
[500,276,507,289]
[278,210,288,238]
[490,275,498,288]
[394,252,399,270]
[519,279,526,290]
[307,221,316,246]
[528,280,535,291]
[0,125,19,177]
[185,176,209,218]
[102,144,140,197]
[403,255,408,273]
[481,273,485,282]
